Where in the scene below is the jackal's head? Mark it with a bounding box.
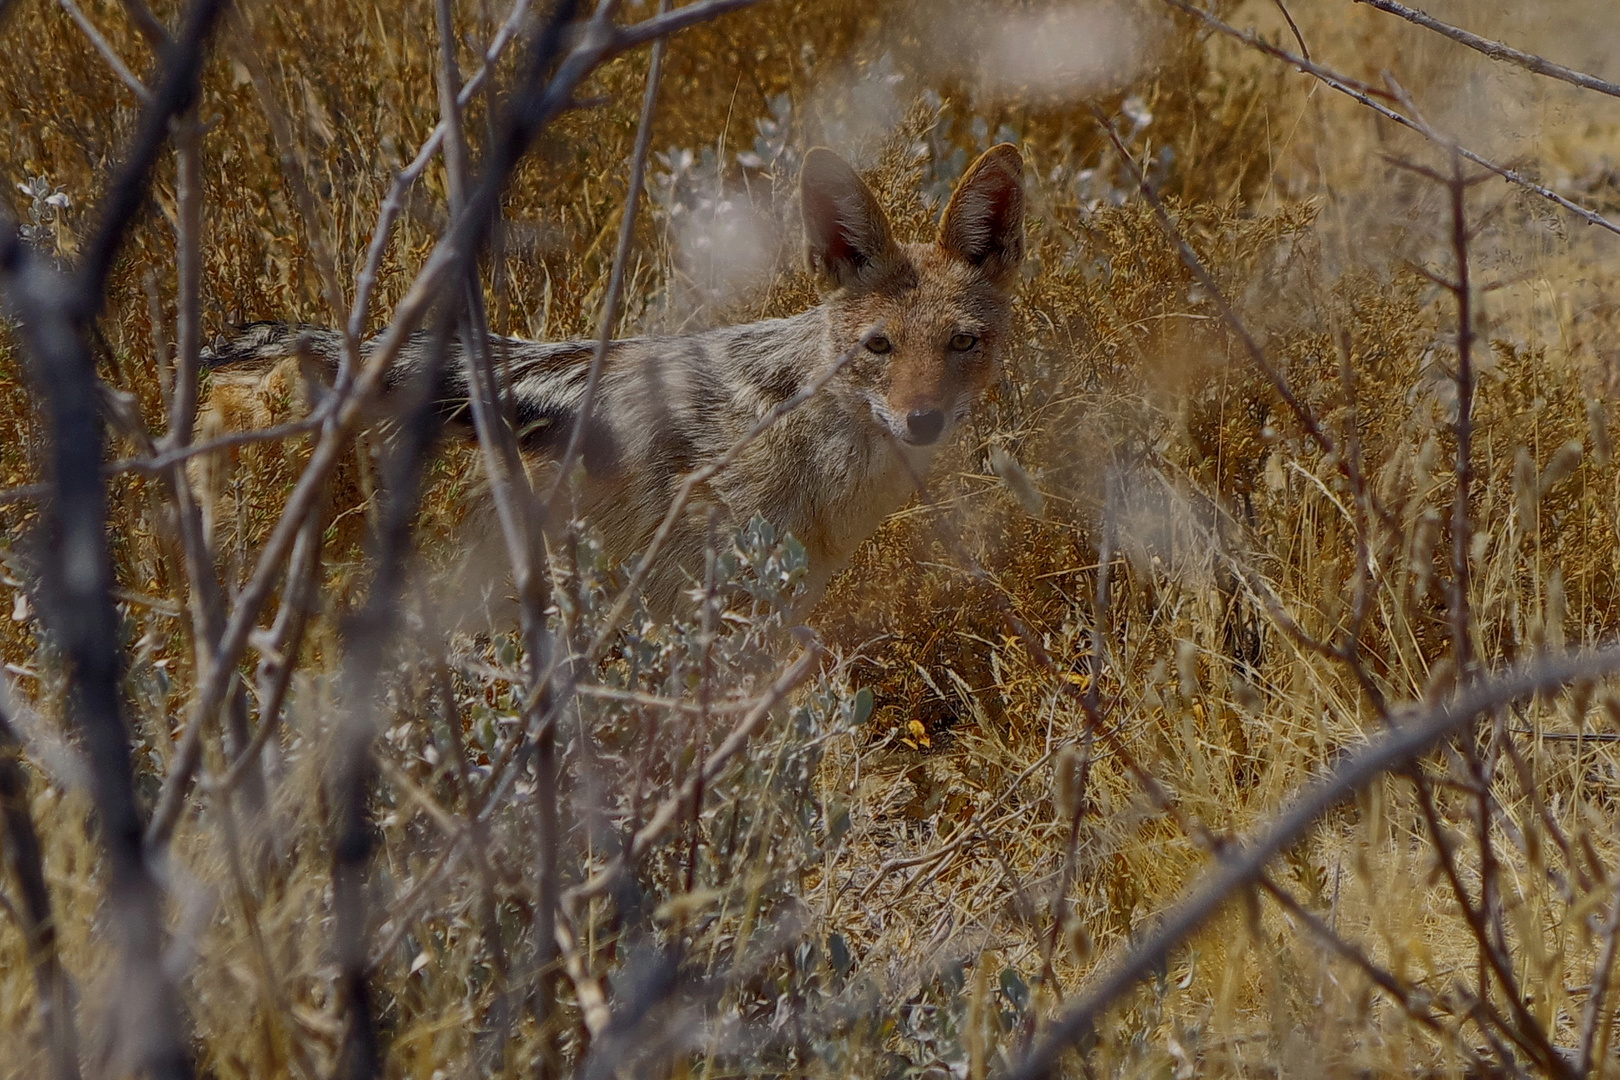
[802,143,1023,449]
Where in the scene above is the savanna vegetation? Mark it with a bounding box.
[5,0,1620,1077]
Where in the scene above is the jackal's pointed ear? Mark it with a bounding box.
[801,148,899,292]
[939,143,1024,288]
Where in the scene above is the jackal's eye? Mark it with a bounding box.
[949,333,979,352]
[866,335,892,355]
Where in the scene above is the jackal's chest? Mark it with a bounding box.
[767,430,925,571]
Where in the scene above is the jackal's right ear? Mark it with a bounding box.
[801,148,898,292]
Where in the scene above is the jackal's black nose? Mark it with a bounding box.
[905,409,945,445]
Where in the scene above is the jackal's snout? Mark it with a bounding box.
[904,408,946,445]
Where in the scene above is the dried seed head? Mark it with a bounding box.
[1589,400,1612,466]
[1410,508,1441,598]
[1064,914,1093,964]
[1545,568,1567,652]
[1424,657,1457,708]
[1053,744,1085,820]
[989,442,1045,518]
[1603,692,1620,733]
[1514,446,1538,535]
[1177,639,1199,699]
[1540,439,1583,495]
[1415,436,1441,487]
[1264,451,1287,493]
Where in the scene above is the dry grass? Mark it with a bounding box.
[6,0,1620,1077]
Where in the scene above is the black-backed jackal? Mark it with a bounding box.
[201,144,1025,615]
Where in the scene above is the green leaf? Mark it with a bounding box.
[999,966,1030,1011]
[852,687,875,726]
[828,932,853,976]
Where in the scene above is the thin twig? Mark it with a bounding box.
[0,703,81,1080]
[1443,151,1478,678]
[550,0,671,507]
[117,0,169,47]
[76,0,226,308]
[57,0,151,102]
[564,645,822,906]
[1269,0,1308,61]
[1578,869,1620,1075]
[1091,104,1339,458]
[0,412,328,507]
[1156,0,1620,239]
[347,0,531,364]
[1353,0,1620,100]
[205,509,321,797]
[224,15,364,384]
[432,0,525,1061]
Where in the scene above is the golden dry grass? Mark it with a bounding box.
[6,0,1620,1077]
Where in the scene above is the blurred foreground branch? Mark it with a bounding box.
[1010,645,1620,1080]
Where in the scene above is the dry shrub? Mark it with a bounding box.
[5,1,1620,1078]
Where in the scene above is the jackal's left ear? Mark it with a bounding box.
[939,143,1024,288]
[801,148,899,292]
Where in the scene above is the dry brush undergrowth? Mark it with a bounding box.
[6,0,1620,1078]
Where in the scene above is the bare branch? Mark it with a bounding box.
[57,0,151,103]
[0,237,195,1080]
[1156,0,1620,239]
[1009,644,1620,1080]
[552,0,671,506]
[76,0,226,309]
[144,0,768,849]
[1354,0,1620,100]
[1443,152,1477,677]
[0,703,80,1080]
